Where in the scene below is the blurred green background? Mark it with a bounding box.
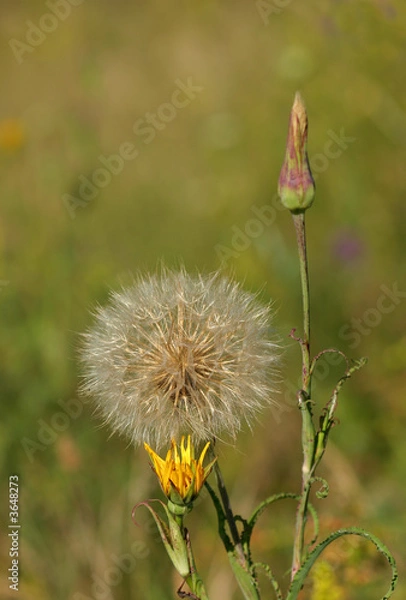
[1,1,405,598]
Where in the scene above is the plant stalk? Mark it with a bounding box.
[291,212,315,579]
[178,519,210,600]
[293,212,311,395]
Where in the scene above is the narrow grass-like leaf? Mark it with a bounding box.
[253,562,283,600]
[286,526,398,600]
[245,493,319,548]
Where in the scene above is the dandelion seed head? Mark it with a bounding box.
[80,269,280,449]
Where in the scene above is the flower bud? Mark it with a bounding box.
[278,92,315,213]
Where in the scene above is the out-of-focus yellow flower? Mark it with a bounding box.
[145,436,216,507]
[311,560,344,600]
[0,118,25,152]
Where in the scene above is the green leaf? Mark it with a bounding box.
[133,499,190,578]
[310,476,329,499]
[228,551,261,600]
[246,493,319,549]
[206,482,260,599]
[132,499,170,544]
[204,481,233,551]
[253,562,283,600]
[314,357,368,466]
[286,527,398,600]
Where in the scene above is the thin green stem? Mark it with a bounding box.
[291,212,315,580]
[293,212,311,396]
[183,528,210,600]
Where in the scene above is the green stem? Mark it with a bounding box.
[183,528,210,600]
[293,212,311,395]
[291,212,315,580]
[170,513,209,599]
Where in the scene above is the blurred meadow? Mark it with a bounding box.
[1,0,406,598]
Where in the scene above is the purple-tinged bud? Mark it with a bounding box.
[278,92,315,213]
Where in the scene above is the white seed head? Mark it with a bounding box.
[80,269,280,448]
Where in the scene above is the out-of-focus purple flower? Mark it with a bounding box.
[331,229,364,263]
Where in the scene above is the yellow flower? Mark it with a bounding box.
[0,118,25,152]
[311,560,344,600]
[144,436,216,507]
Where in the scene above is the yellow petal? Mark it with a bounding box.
[172,439,180,464]
[183,435,193,463]
[198,441,211,466]
[144,442,166,475]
